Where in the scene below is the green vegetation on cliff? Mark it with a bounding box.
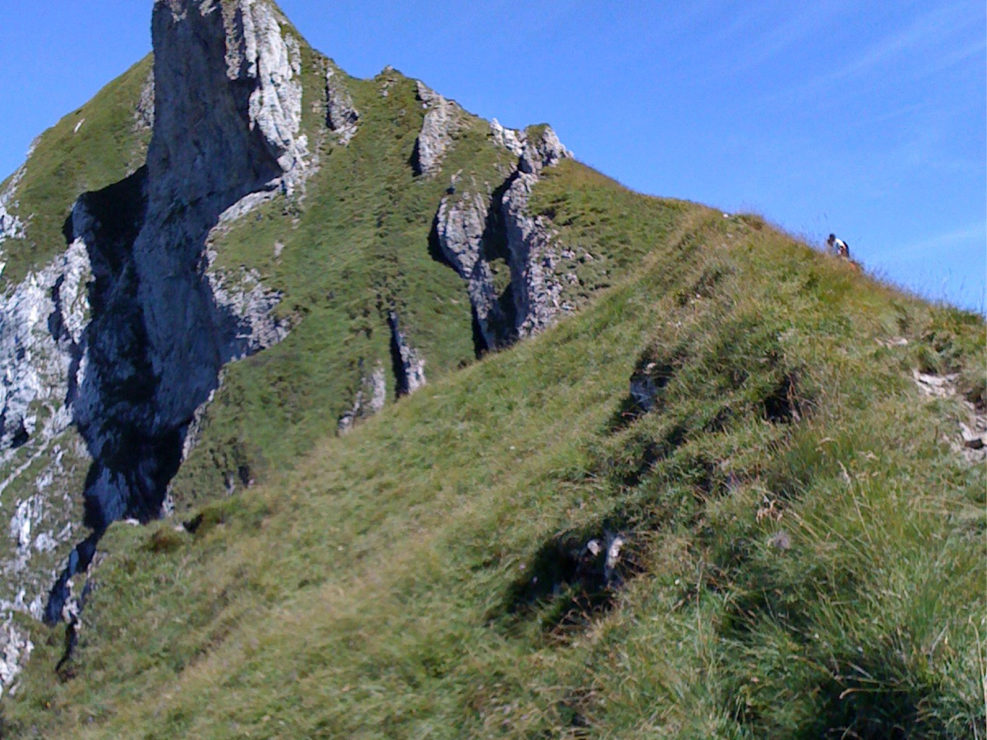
[0,6,983,737]
[6,160,984,736]
[0,57,152,288]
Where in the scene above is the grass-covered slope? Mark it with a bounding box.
[6,169,983,737]
[167,63,689,510]
[166,59,511,505]
[0,57,152,288]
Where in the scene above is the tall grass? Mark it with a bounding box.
[5,190,983,737]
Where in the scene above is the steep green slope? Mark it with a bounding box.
[170,65,505,502]
[6,175,983,738]
[166,64,684,511]
[0,57,152,288]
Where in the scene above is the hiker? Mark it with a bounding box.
[826,233,850,259]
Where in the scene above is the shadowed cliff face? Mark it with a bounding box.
[44,0,304,624]
[0,0,588,688]
[139,0,304,433]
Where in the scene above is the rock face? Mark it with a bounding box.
[434,190,511,350]
[152,0,309,190]
[0,232,93,698]
[338,363,387,433]
[141,0,305,431]
[46,0,305,538]
[134,69,155,132]
[40,0,306,620]
[325,65,359,144]
[913,370,987,464]
[205,256,291,357]
[0,205,23,246]
[629,363,660,413]
[489,118,525,158]
[412,82,462,177]
[501,132,571,338]
[388,312,426,396]
[0,620,32,695]
[432,123,574,350]
[0,239,89,452]
[0,0,304,678]
[0,155,28,248]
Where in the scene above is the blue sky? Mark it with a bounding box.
[1,1,983,311]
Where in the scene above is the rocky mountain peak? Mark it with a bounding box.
[150,0,309,200]
[0,0,581,698]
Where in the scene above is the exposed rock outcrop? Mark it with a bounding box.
[0,2,308,678]
[338,362,387,433]
[388,311,426,396]
[629,362,661,413]
[412,82,462,177]
[913,369,987,463]
[501,181,564,335]
[0,238,90,454]
[434,190,511,350]
[0,205,23,246]
[40,0,305,624]
[134,0,306,444]
[0,152,29,248]
[489,119,525,158]
[0,620,32,698]
[0,235,92,695]
[497,125,574,338]
[134,69,155,131]
[205,256,292,357]
[325,65,359,144]
[432,124,574,350]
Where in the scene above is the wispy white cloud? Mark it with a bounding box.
[718,4,841,75]
[678,1,847,86]
[892,222,986,260]
[868,221,986,311]
[760,3,981,104]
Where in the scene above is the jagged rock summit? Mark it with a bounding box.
[0,0,578,695]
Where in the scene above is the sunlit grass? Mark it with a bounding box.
[6,199,983,737]
[1,31,983,739]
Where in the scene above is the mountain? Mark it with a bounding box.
[0,1,983,736]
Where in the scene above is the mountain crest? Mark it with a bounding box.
[0,0,581,693]
[151,0,309,199]
[0,2,983,734]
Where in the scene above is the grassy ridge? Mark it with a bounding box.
[6,177,983,737]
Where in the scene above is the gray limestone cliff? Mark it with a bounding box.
[0,0,306,693]
[0,239,93,695]
[46,0,306,541]
[140,0,304,428]
[337,363,387,434]
[325,64,359,144]
[433,190,509,350]
[501,128,574,337]
[388,311,427,396]
[433,123,574,350]
[0,155,29,249]
[134,69,156,132]
[413,82,463,177]
[50,0,306,602]
[0,205,23,247]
